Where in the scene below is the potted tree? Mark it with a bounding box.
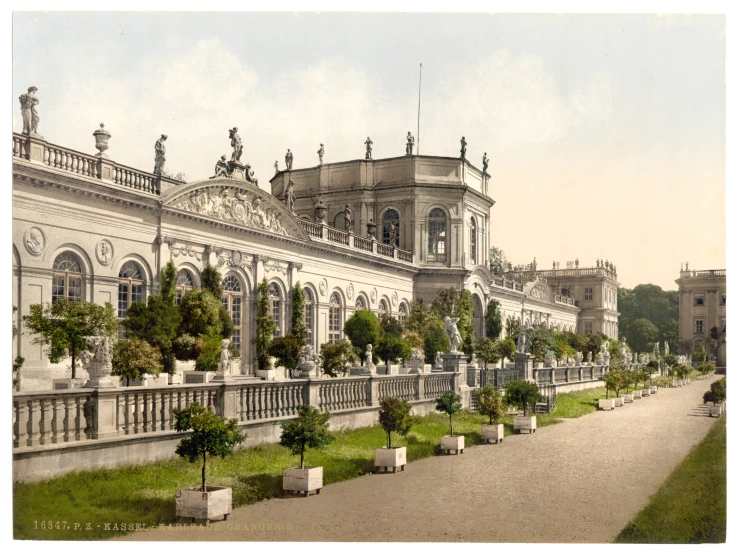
[601,371,619,410]
[704,378,726,417]
[477,385,505,443]
[173,402,246,522]
[436,391,464,454]
[640,370,652,397]
[646,360,660,393]
[506,380,539,433]
[375,397,412,472]
[280,404,334,496]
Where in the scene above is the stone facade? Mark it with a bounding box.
[13,130,617,390]
[675,268,726,366]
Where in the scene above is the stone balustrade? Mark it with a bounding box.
[12,372,457,452]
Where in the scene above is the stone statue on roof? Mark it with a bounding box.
[154,134,167,174]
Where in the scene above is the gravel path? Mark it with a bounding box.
[122,376,722,543]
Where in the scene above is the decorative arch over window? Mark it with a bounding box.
[118,261,145,319]
[355,295,367,310]
[378,298,389,319]
[470,216,478,265]
[303,287,314,346]
[428,208,447,262]
[221,274,243,352]
[329,291,342,343]
[176,269,195,305]
[333,212,345,231]
[268,282,283,338]
[382,209,400,247]
[398,302,408,325]
[52,252,83,303]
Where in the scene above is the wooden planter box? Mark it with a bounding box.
[374,446,407,472]
[633,390,642,399]
[440,435,465,454]
[641,388,651,397]
[481,424,504,444]
[513,415,536,434]
[709,404,722,417]
[598,398,615,411]
[175,486,231,522]
[283,466,323,496]
[650,386,658,394]
[623,393,634,403]
[614,397,624,407]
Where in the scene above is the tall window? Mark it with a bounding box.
[695,319,704,334]
[378,298,389,319]
[721,318,726,333]
[584,321,594,335]
[695,295,705,306]
[52,252,83,303]
[721,294,726,306]
[118,261,145,319]
[268,283,282,337]
[333,212,345,230]
[355,296,367,310]
[221,275,242,352]
[382,209,400,247]
[303,288,314,346]
[176,269,195,304]
[329,292,342,343]
[428,208,447,262]
[584,287,593,301]
[398,303,408,325]
[470,217,477,265]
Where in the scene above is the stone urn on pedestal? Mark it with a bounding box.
[79,336,116,388]
[366,219,377,240]
[297,344,319,378]
[314,199,327,224]
[93,123,111,158]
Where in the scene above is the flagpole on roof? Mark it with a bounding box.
[417,63,422,155]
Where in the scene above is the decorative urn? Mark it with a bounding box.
[93,123,111,158]
[314,200,327,223]
[366,219,377,239]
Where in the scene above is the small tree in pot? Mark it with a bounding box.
[173,402,246,522]
[477,385,505,443]
[280,404,334,495]
[704,377,726,417]
[506,380,539,433]
[436,391,464,454]
[375,397,412,472]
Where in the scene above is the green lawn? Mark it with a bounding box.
[14,386,606,540]
[615,414,726,543]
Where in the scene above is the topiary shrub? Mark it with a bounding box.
[505,380,539,417]
[476,385,504,424]
[378,397,413,448]
[435,391,463,436]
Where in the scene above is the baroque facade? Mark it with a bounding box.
[675,267,726,366]
[12,126,620,391]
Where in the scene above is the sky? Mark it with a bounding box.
[11,12,726,291]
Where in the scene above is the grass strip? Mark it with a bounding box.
[614,414,726,543]
[14,386,605,540]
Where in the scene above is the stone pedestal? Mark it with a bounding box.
[442,352,466,374]
[406,359,424,374]
[88,392,119,439]
[515,352,534,383]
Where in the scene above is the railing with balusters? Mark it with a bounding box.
[301,220,322,238]
[377,376,417,402]
[354,235,373,252]
[376,243,394,257]
[424,373,454,399]
[326,227,350,245]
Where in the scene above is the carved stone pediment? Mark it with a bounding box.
[524,279,552,303]
[163,180,309,240]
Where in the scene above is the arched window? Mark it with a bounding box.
[329,292,342,343]
[221,275,242,352]
[333,212,345,231]
[382,209,400,247]
[378,298,389,319]
[428,208,447,262]
[303,288,314,346]
[398,303,408,325]
[176,269,195,305]
[355,296,367,310]
[470,217,477,265]
[118,261,145,319]
[52,252,83,303]
[268,282,282,337]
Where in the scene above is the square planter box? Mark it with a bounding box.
[650,386,658,394]
[283,466,323,496]
[598,398,615,411]
[672,380,678,387]
[175,486,231,522]
[709,404,722,417]
[641,389,651,397]
[513,415,536,434]
[481,424,504,444]
[441,435,465,454]
[633,390,642,399]
[614,397,624,407]
[623,393,634,403]
[374,446,407,472]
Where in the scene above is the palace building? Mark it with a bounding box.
[12,124,621,391]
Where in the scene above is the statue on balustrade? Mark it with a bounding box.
[153,134,167,174]
[364,344,376,372]
[218,339,231,376]
[460,136,467,159]
[434,351,443,369]
[285,149,293,170]
[344,204,353,233]
[587,351,593,363]
[79,336,115,388]
[406,132,414,155]
[664,341,670,357]
[444,316,463,353]
[229,127,243,163]
[365,137,373,160]
[274,160,279,174]
[317,143,324,165]
[19,86,40,136]
[516,328,530,354]
[284,180,295,213]
[482,152,489,175]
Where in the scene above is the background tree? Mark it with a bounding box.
[178,289,232,339]
[430,287,458,320]
[291,282,307,346]
[319,340,359,377]
[378,397,412,448]
[456,289,474,357]
[618,284,678,333]
[488,246,509,273]
[254,278,275,371]
[504,380,539,417]
[435,391,462,436]
[692,342,707,364]
[201,265,223,298]
[375,314,410,368]
[624,318,659,353]
[269,334,302,374]
[484,299,503,339]
[476,385,504,425]
[422,316,449,364]
[173,402,245,492]
[123,295,181,373]
[658,319,680,351]
[24,300,118,379]
[405,299,430,335]
[528,325,554,364]
[505,317,521,342]
[280,404,334,469]
[160,259,177,303]
[112,338,163,385]
[498,338,517,363]
[343,310,381,363]
[475,338,500,369]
